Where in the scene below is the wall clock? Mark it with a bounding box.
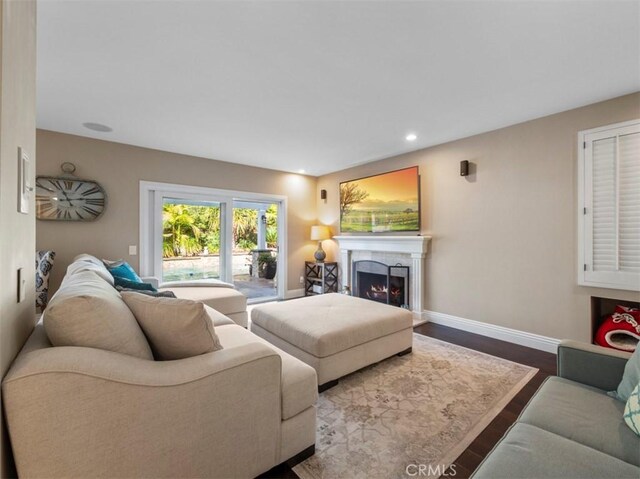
[35,176,107,221]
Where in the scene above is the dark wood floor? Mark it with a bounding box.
[261,322,557,479]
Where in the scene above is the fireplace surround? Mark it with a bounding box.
[333,235,431,316]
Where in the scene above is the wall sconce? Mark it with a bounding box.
[320,189,327,200]
[460,160,469,177]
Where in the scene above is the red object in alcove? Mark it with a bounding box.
[594,305,640,352]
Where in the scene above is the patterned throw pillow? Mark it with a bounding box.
[36,250,56,311]
[624,383,640,436]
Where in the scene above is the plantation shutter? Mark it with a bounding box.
[580,120,640,291]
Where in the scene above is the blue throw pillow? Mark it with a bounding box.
[106,261,142,283]
[114,276,157,292]
[611,346,640,402]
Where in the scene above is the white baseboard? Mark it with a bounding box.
[284,288,304,300]
[424,310,560,354]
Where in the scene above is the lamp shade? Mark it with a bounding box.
[310,225,331,241]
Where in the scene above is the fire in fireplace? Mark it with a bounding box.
[352,260,409,308]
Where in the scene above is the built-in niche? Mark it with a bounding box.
[591,296,640,346]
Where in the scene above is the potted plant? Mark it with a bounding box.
[258,252,277,280]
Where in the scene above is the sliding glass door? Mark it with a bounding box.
[140,181,286,304]
[161,197,223,283]
[232,201,279,302]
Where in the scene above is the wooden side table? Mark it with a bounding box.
[304,261,339,296]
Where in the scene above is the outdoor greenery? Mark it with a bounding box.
[163,203,277,258]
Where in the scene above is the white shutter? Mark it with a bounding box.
[580,120,640,291]
[591,136,617,272]
[618,132,640,274]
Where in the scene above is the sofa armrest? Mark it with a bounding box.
[3,343,282,478]
[557,340,631,391]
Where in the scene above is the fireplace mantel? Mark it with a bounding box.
[333,235,432,316]
[333,235,431,255]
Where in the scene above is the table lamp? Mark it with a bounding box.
[310,225,331,262]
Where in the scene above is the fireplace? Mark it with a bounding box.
[353,260,409,308]
[334,235,431,316]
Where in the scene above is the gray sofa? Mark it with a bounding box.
[472,340,639,479]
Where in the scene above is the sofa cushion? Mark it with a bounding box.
[471,423,640,479]
[164,286,247,315]
[519,376,640,466]
[204,305,236,327]
[215,324,317,420]
[44,271,153,360]
[250,293,413,358]
[122,293,223,360]
[66,254,114,285]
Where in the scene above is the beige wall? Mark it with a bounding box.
[36,130,318,295]
[0,1,37,477]
[318,92,640,342]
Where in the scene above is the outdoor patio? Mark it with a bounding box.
[163,254,277,301]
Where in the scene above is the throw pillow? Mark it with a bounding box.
[114,276,157,292]
[43,271,153,360]
[624,383,640,436]
[115,287,176,298]
[36,250,56,310]
[104,259,142,283]
[611,346,640,402]
[121,292,223,360]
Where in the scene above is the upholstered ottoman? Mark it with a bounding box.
[250,293,413,390]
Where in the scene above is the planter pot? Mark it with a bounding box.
[264,263,277,280]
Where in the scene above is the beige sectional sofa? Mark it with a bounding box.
[2,255,317,478]
[161,284,248,327]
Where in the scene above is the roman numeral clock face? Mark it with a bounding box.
[36,177,106,221]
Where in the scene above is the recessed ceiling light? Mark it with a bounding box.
[298,169,306,174]
[82,122,113,132]
[405,133,417,142]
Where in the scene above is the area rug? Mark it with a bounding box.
[293,333,538,479]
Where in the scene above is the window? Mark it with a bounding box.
[578,119,640,291]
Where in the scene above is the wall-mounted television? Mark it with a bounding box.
[340,166,420,233]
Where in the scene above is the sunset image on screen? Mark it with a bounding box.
[340,166,419,233]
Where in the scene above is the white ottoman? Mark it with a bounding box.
[250,293,413,390]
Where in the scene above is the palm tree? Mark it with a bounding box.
[163,204,202,257]
[233,208,258,251]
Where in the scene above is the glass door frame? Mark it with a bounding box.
[155,192,229,283]
[139,180,288,300]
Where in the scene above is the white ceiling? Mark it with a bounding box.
[37,1,640,176]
